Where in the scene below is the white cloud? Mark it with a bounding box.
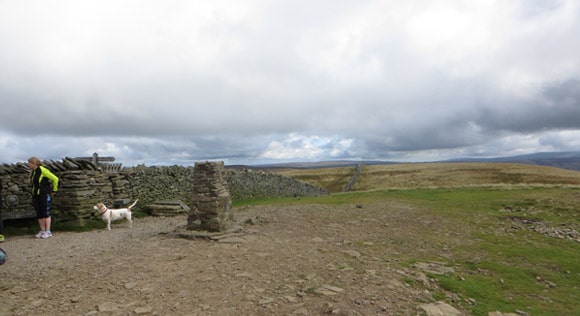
[538,130,580,150]
[259,133,354,161]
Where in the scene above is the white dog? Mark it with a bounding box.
[93,200,138,230]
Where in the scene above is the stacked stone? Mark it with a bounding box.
[145,200,190,216]
[108,172,131,202]
[0,171,33,219]
[188,161,233,232]
[56,171,112,223]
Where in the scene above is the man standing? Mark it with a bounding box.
[27,157,59,239]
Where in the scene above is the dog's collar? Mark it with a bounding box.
[99,207,109,215]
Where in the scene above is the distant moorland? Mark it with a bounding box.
[248,151,580,172]
[268,162,580,193]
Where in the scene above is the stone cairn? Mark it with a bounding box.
[187,161,234,232]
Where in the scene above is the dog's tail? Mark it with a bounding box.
[128,199,138,210]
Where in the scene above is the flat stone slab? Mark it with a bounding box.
[169,224,245,241]
[418,301,462,316]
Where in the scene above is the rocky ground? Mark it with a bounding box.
[0,201,467,316]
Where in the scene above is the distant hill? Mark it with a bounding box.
[233,151,580,172]
[446,151,580,171]
[233,160,398,170]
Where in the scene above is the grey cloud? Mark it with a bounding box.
[476,79,580,133]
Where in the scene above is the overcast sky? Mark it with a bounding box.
[1,0,579,166]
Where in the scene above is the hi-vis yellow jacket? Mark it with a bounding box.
[31,166,59,195]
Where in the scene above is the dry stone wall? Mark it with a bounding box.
[0,158,328,224]
[122,165,196,208]
[226,168,328,200]
[0,160,115,223]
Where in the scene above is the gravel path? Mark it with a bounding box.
[0,202,463,316]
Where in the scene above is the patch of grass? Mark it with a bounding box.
[1,210,148,236]
[1,218,39,236]
[388,188,579,315]
[305,287,318,295]
[402,276,416,286]
[456,234,580,314]
[438,256,576,316]
[2,217,101,236]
